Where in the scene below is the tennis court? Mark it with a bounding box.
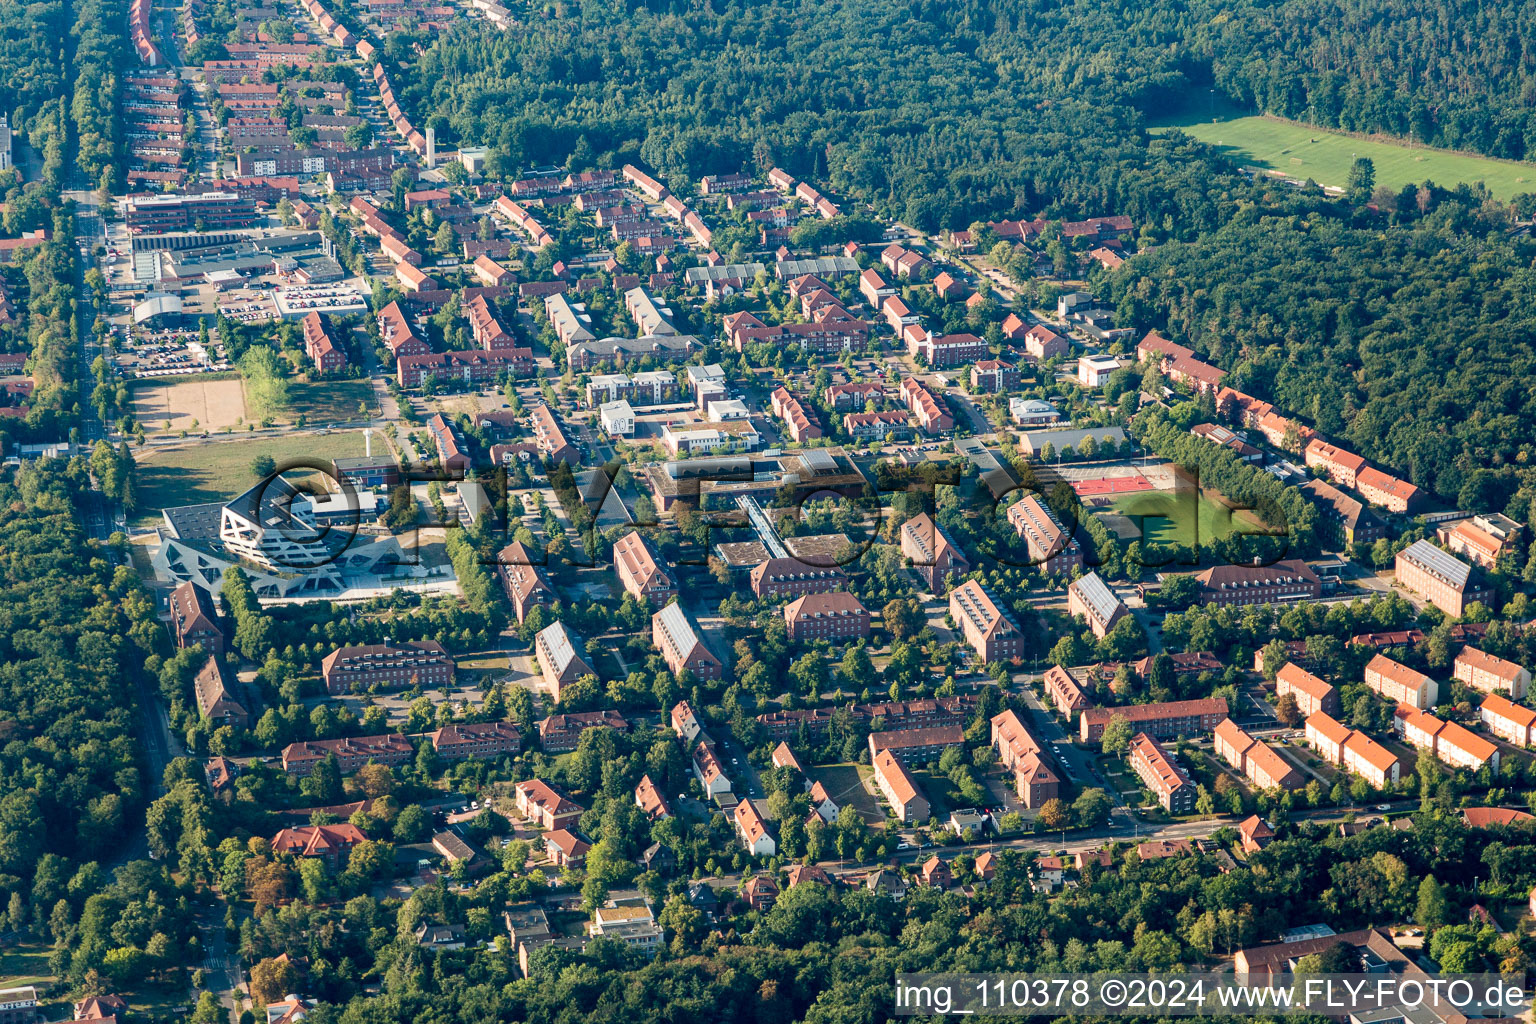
[1072,473,1153,497]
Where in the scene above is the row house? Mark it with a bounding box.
[899,512,969,591]
[880,244,929,278]
[428,412,468,472]
[1044,664,1091,720]
[1275,661,1340,717]
[1078,697,1228,744]
[990,709,1059,808]
[1394,706,1499,773]
[466,294,515,349]
[844,409,912,441]
[282,733,415,775]
[1213,718,1304,791]
[530,403,579,464]
[564,169,617,192]
[970,359,1020,393]
[1479,694,1536,747]
[783,591,871,642]
[1357,467,1421,513]
[1304,712,1402,787]
[908,330,987,369]
[431,722,522,761]
[724,311,870,354]
[771,387,822,442]
[867,724,964,765]
[613,531,677,605]
[1364,654,1438,709]
[653,603,723,681]
[473,254,513,288]
[1395,539,1488,618]
[1454,647,1529,700]
[948,579,1024,663]
[1304,440,1367,489]
[538,710,629,753]
[321,640,454,694]
[900,377,953,433]
[1130,733,1197,813]
[749,557,844,600]
[1007,494,1084,575]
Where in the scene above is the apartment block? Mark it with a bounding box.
[1453,647,1529,700]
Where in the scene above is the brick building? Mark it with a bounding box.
[321,640,454,695]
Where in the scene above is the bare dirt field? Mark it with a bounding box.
[131,376,250,432]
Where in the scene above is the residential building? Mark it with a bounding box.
[514,779,583,830]
[1007,494,1084,575]
[900,376,953,433]
[1183,560,1322,607]
[1395,539,1485,617]
[1078,697,1228,744]
[1022,324,1068,361]
[1394,706,1499,773]
[867,724,965,765]
[599,399,635,437]
[749,557,845,600]
[529,402,579,464]
[281,733,415,775]
[653,603,723,681]
[635,775,672,819]
[1437,514,1523,570]
[1129,733,1196,812]
[1077,353,1130,387]
[1364,654,1438,709]
[771,387,822,443]
[534,621,594,700]
[741,875,779,910]
[1066,571,1128,638]
[783,591,871,642]
[1213,718,1303,791]
[624,287,676,336]
[302,311,346,372]
[543,828,590,869]
[1299,478,1386,547]
[826,380,884,411]
[194,657,249,729]
[321,640,454,694]
[1357,466,1421,513]
[1238,815,1275,853]
[1043,664,1091,719]
[671,700,702,744]
[537,710,629,753]
[169,581,223,655]
[430,722,521,761]
[427,412,469,472]
[843,409,912,441]
[1454,647,1530,700]
[1304,712,1401,787]
[1275,662,1340,717]
[692,740,732,797]
[990,709,1059,807]
[1303,440,1367,488]
[908,331,986,369]
[1191,422,1263,462]
[270,823,366,866]
[1479,694,1536,747]
[497,540,554,623]
[872,748,929,823]
[612,531,677,605]
[948,579,1024,663]
[734,799,776,856]
[899,512,969,591]
[970,360,1020,393]
[589,899,663,957]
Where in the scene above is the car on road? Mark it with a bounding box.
[897,841,911,850]
[1374,803,1391,811]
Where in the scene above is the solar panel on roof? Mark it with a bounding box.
[1402,539,1471,588]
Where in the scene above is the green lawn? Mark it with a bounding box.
[133,430,369,521]
[0,940,54,988]
[1099,490,1261,548]
[288,378,376,425]
[1155,114,1536,200]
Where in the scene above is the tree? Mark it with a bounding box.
[1038,798,1070,833]
[1072,788,1112,828]
[1100,715,1132,756]
[250,454,276,479]
[1275,692,1302,727]
[249,955,298,1007]
[1346,157,1376,202]
[1415,874,1448,933]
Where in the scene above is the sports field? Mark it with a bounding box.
[133,430,369,523]
[1101,489,1267,548]
[1159,114,1536,200]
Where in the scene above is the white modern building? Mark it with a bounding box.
[599,399,636,437]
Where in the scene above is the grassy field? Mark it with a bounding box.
[133,429,369,521]
[288,378,375,424]
[1099,490,1261,548]
[1157,114,1536,200]
[0,940,54,988]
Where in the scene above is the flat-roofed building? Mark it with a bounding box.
[1396,539,1485,617]
[1364,653,1438,709]
[613,531,677,605]
[872,748,928,823]
[1130,732,1195,812]
[1454,647,1529,700]
[1007,494,1084,575]
[783,591,871,642]
[1480,694,1536,746]
[1437,514,1522,569]
[653,603,723,681]
[899,512,969,592]
[534,621,594,700]
[1078,697,1228,744]
[1066,571,1128,638]
[1275,662,1340,717]
[948,579,1024,664]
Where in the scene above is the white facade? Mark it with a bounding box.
[599,399,635,437]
